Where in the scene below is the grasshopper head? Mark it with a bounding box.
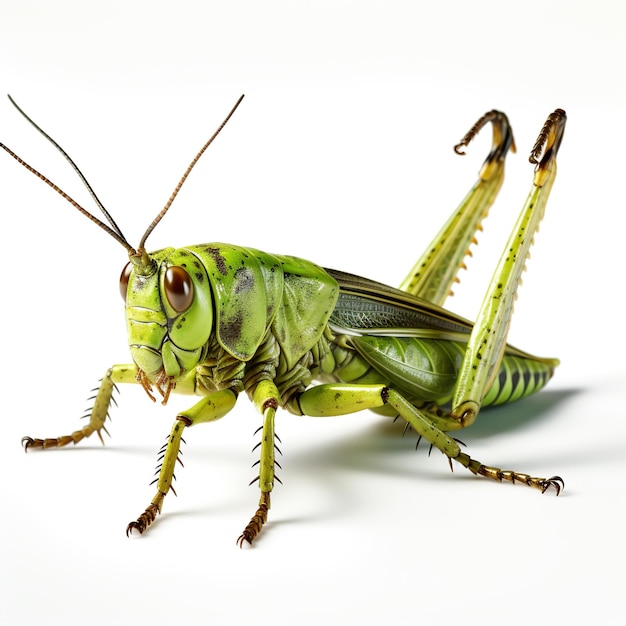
[120,247,214,390]
[3,94,244,401]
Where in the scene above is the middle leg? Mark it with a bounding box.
[297,381,562,493]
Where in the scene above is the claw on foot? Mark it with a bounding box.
[237,493,270,548]
[21,435,77,450]
[126,503,160,536]
[540,475,565,495]
[456,452,565,495]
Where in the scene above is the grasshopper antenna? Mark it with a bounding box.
[0,140,134,252]
[138,94,245,250]
[1,94,245,259]
[4,94,129,247]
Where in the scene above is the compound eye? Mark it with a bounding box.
[164,266,194,312]
[119,262,132,302]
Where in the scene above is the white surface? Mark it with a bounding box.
[1,2,624,625]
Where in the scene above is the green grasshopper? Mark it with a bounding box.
[2,95,566,546]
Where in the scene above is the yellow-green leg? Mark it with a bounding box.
[400,110,515,306]
[297,381,562,493]
[21,364,139,450]
[126,388,238,536]
[21,363,201,451]
[450,109,566,427]
[383,388,563,494]
[237,380,280,546]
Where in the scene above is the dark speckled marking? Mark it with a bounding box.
[205,246,229,275]
[234,267,255,294]
[220,311,244,346]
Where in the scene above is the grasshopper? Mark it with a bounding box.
[1,95,566,545]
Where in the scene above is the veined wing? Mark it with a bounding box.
[326,268,554,363]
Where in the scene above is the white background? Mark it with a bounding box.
[1,2,624,625]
